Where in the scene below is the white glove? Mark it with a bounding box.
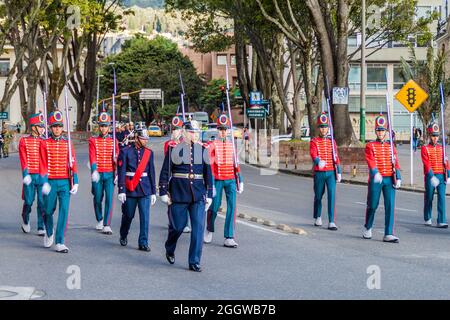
[238,183,244,194]
[447,178,450,185]
[23,175,32,186]
[337,173,342,183]
[318,160,326,169]
[205,198,213,211]
[91,171,100,183]
[160,195,170,205]
[151,194,156,206]
[394,180,402,189]
[42,182,51,195]
[374,172,383,184]
[70,184,79,195]
[431,176,440,187]
[118,193,126,204]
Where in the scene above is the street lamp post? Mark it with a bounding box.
[360,0,366,143]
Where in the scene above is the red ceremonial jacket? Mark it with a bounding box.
[421,143,449,175]
[310,137,340,172]
[365,140,400,177]
[208,139,240,181]
[88,135,119,173]
[19,135,42,175]
[39,136,78,180]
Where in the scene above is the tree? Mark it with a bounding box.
[99,35,204,124]
[257,0,436,145]
[400,46,448,135]
[200,78,236,115]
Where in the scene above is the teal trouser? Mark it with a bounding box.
[313,170,337,222]
[43,179,71,244]
[91,172,115,226]
[424,173,447,224]
[22,173,45,230]
[207,179,237,238]
[365,176,396,236]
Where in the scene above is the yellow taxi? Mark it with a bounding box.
[148,125,163,137]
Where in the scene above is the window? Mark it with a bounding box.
[348,65,361,90]
[230,55,236,65]
[0,60,10,77]
[217,54,227,66]
[348,34,358,47]
[349,96,387,113]
[416,6,432,20]
[393,66,406,90]
[367,66,387,90]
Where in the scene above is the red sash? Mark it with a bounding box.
[125,148,151,192]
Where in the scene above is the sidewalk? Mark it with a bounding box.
[245,143,450,195]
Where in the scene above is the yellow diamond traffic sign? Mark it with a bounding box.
[395,79,428,113]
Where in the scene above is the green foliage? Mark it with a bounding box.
[99,35,204,122]
[400,46,449,129]
[199,78,237,115]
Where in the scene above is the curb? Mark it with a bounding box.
[246,162,450,196]
[218,207,308,236]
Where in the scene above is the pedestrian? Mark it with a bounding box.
[205,114,243,247]
[2,126,12,158]
[309,112,342,231]
[18,112,46,235]
[159,120,213,272]
[89,111,119,235]
[413,127,418,152]
[363,114,402,243]
[40,111,79,253]
[117,123,157,252]
[0,129,4,159]
[421,122,450,228]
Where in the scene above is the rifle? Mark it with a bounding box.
[178,70,187,122]
[324,78,339,179]
[111,65,118,180]
[225,62,240,191]
[385,93,397,185]
[43,61,49,139]
[63,75,74,189]
[440,83,448,180]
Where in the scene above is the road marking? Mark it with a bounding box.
[354,202,417,212]
[247,183,280,190]
[216,214,288,236]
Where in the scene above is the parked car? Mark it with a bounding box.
[148,125,163,137]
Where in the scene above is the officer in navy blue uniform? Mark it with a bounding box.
[159,120,213,272]
[117,124,157,251]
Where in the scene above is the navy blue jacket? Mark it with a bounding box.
[159,142,213,203]
[118,145,156,197]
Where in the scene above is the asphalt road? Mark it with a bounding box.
[1,137,450,299]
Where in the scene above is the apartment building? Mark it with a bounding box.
[348,0,443,141]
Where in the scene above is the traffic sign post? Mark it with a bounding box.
[139,89,162,100]
[247,108,266,119]
[395,79,429,186]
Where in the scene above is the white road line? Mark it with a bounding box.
[354,201,417,212]
[216,214,288,236]
[247,183,280,190]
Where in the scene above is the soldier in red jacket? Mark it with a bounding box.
[309,112,341,230]
[205,114,243,248]
[89,111,119,234]
[19,112,46,235]
[363,114,401,243]
[40,111,79,253]
[421,122,450,228]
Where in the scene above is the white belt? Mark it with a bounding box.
[126,172,148,177]
[172,173,203,179]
